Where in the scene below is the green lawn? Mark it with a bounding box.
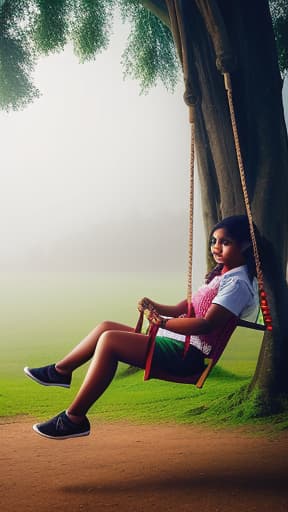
[2,271,285,429]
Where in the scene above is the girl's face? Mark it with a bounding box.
[210,228,246,270]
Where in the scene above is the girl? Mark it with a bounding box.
[24,215,259,439]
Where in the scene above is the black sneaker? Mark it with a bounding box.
[24,364,71,388]
[33,411,90,440]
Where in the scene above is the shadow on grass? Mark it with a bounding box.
[117,365,141,378]
[209,365,247,381]
[118,364,246,382]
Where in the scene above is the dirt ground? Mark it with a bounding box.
[1,419,288,512]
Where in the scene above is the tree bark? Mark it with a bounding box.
[153,0,288,405]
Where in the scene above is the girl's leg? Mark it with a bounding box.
[56,321,134,374]
[67,330,149,420]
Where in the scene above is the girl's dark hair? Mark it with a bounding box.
[205,215,261,283]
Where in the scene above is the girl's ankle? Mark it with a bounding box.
[55,364,71,376]
[66,410,86,424]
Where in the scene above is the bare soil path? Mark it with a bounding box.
[1,419,288,512]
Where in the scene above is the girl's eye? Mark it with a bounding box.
[210,237,232,246]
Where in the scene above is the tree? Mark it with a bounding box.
[155,1,288,417]
[144,0,288,416]
[1,0,288,416]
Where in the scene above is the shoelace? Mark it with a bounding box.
[56,415,65,432]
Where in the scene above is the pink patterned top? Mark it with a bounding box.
[157,265,258,362]
[157,274,240,362]
[190,276,238,361]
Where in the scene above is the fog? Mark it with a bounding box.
[0,18,206,284]
[0,17,287,287]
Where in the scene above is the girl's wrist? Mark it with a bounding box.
[160,317,168,329]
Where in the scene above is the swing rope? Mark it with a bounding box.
[183,108,196,356]
[184,73,272,334]
[186,108,195,310]
[136,75,270,385]
[223,72,273,332]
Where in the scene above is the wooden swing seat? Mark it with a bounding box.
[143,319,266,389]
[195,320,266,388]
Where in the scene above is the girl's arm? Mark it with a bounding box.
[138,298,191,317]
[163,303,236,335]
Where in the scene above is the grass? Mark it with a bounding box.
[1,271,287,430]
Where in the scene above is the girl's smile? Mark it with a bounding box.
[210,228,246,270]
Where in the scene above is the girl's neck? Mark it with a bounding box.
[221,264,246,275]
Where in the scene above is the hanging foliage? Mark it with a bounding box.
[0,0,39,110]
[119,0,179,92]
[32,0,71,54]
[71,0,115,62]
[0,0,287,110]
[269,0,288,75]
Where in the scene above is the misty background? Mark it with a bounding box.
[0,16,288,291]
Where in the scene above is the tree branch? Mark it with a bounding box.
[139,0,171,28]
[194,0,234,72]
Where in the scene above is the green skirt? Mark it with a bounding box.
[152,336,205,377]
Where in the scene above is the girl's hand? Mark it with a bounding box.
[137,297,152,313]
[143,304,160,325]
[143,304,167,328]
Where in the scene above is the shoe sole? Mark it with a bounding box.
[23,367,70,388]
[32,423,90,440]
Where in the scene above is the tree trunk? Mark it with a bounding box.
[149,0,288,408]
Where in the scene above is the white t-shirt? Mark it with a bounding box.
[212,265,259,321]
[157,265,259,344]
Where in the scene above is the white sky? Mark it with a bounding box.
[0,15,287,282]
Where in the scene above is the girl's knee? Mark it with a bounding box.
[97,331,114,352]
[98,320,114,333]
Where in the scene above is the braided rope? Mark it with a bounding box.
[224,73,272,330]
[183,109,195,356]
[223,73,263,288]
[187,108,195,307]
